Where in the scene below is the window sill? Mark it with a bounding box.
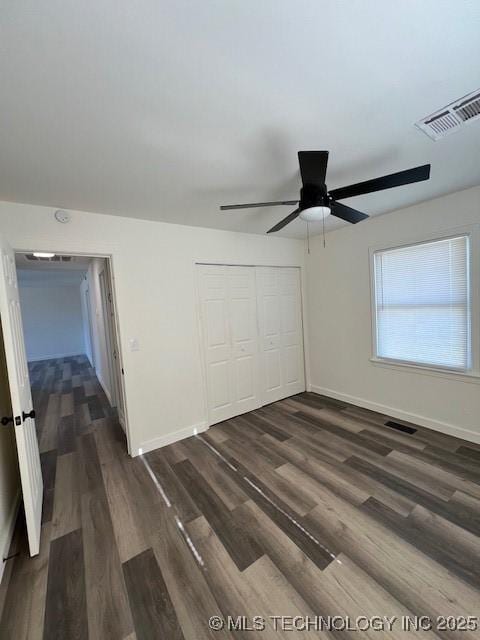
[369,357,480,384]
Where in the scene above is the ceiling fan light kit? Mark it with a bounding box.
[220,151,431,234]
[299,206,330,222]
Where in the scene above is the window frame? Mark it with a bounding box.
[369,225,480,380]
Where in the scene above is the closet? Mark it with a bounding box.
[197,264,305,425]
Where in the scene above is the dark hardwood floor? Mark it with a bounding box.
[1,356,480,639]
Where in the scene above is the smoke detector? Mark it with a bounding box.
[54,209,70,223]
[415,89,480,140]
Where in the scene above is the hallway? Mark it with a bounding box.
[0,355,129,639]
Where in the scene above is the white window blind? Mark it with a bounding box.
[373,235,470,370]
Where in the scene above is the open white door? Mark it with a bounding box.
[0,238,42,556]
[99,265,125,426]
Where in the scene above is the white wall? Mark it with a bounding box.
[0,201,306,455]
[306,185,480,444]
[18,276,85,362]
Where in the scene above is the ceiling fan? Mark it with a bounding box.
[220,152,431,233]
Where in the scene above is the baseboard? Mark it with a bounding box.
[118,410,126,431]
[96,372,113,407]
[28,351,84,363]
[134,422,209,457]
[310,384,480,445]
[0,491,21,585]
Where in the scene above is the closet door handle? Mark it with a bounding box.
[22,409,36,422]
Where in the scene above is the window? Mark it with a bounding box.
[373,235,471,371]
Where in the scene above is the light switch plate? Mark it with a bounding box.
[129,338,140,352]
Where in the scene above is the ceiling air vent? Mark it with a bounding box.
[415,89,480,140]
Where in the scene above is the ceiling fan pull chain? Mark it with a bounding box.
[307,221,310,254]
[322,209,326,248]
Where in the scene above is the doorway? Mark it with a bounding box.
[15,252,127,432]
[0,245,129,557]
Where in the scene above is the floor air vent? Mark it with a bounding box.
[384,420,417,435]
[415,89,480,140]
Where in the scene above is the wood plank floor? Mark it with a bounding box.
[1,356,480,639]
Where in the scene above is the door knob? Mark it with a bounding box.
[22,409,36,422]
[1,416,13,426]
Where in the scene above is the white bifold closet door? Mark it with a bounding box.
[256,267,305,404]
[198,265,261,424]
[198,264,305,426]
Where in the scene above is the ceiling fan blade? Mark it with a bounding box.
[267,208,301,233]
[220,200,298,211]
[329,164,431,201]
[298,151,329,187]
[331,200,369,224]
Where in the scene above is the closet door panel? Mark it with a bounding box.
[257,267,305,404]
[210,360,231,410]
[257,269,281,401]
[199,265,305,425]
[198,265,234,422]
[265,349,282,392]
[228,267,261,411]
[198,265,261,425]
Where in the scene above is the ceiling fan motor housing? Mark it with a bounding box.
[299,184,329,211]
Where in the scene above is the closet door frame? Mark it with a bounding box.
[195,262,307,427]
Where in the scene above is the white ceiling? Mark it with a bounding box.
[1,1,480,238]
